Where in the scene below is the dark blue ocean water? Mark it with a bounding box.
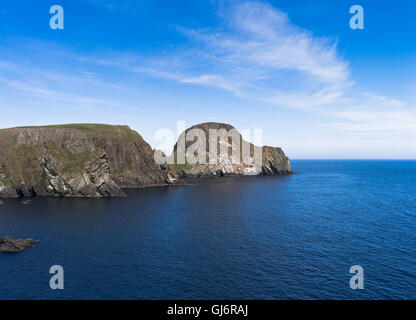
[1,160,415,299]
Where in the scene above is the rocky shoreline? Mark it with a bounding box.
[0,122,294,252]
[0,122,293,253]
[0,122,292,199]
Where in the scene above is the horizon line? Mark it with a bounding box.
[290,158,416,161]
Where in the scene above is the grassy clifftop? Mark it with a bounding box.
[12,124,138,141]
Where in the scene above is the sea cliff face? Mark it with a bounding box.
[0,122,292,198]
[170,122,292,177]
[0,124,177,198]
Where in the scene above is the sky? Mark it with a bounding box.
[0,0,415,159]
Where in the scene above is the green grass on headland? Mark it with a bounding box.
[13,124,138,140]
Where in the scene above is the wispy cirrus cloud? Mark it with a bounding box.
[128,0,414,138]
[0,0,414,153]
[35,1,353,112]
[334,93,416,136]
[117,0,354,112]
[163,1,351,106]
[181,1,349,85]
[180,74,241,94]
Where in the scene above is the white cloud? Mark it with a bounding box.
[165,1,414,139]
[171,1,350,100]
[0,71,134,111]
[335,110,416,134]
[193,1,349,84]
[181,74,223,84]
[60,1,355,113]
[180,74,240,93]
[0,0,414,156]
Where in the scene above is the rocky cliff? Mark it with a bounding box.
[0,124,178,198]
[170,122,292,177]
[0,122,292,198]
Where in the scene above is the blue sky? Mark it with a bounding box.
[0,0,415,158]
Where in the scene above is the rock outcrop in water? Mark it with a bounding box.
[0,124,178,198]
[0,236,37,253]
[169,122,292,177]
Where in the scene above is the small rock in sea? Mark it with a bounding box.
[21,199,32,205]
[0,200,4,205]
[0,236,37,253]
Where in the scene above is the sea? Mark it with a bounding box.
[1,160,415,299]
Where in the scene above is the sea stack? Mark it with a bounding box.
[168,122,293,178]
